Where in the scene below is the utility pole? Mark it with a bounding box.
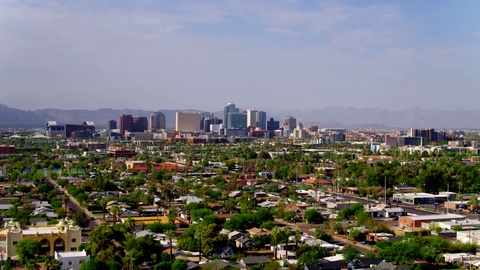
[447,184,449,214]
[384,176,387,204]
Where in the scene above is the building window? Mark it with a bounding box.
[72,238,76,243]
[69,261,72,265]
[71,247,77,251]
[12,241,17,245]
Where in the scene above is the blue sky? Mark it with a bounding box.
[1,1,479,112]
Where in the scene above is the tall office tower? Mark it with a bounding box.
[224,102,239,129]
[426,128,437,142]
[176,111,201,132]
[108,120,117,130]
[227,112,247,129]
[267,118,280,131]
[284,116,296,131]
[293,123,306,139]
[247,109,259,128]
[149,111,166,131]
[203,117,222,132]
[257,111,267,130]
[120,114,133,135]
[199,112,213,130]
[132,117,148,132]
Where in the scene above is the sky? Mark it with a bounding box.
[1,0,479,112]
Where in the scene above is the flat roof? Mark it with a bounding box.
[22,227,61,235]
[405,214,465,221]
[56,251,88,258]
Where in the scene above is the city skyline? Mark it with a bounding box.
[1,1,479,111]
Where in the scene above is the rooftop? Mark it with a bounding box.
[405,214,465,221]
[55,250,88,258]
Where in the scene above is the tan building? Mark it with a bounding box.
[398,214,465,229]
[176,112,200,132]
[0,219,82,258]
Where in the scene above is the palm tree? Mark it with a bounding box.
[131,188,142,208]
[44,258,61,270]
[470,195,479,212]
[125,217,135,234]
[194,224,204,262]
[62,195,69,217]
[168,206,177,225]
[99,197,110,221]
[271,226,280,260]
[283,227,291,261]
[294,229,302,253]
[111,205,120,226]
[25,260,40,270]
[166,229,176,264]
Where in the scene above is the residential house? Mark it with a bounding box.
[384,207,406,218]
[239,256,270,268]
[235,236,256,249]
[347,258,384,269]
[55,250,90,270]
[373,260,409,270]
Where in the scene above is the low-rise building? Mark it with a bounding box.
[399,214,465,229]
[0,219,82,258]
[55,250,90,270]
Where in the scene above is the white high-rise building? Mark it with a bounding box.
[247,109,259,128]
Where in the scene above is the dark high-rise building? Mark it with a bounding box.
[257,111,267,130]
[64,121,95,138]
[120,114,133,135]
[149,112,166,131]
[109,120,117,130]
[64,124,85,138]
[284,116,296,131]
[267,118,279,131]
[203,117,222,132]
[133,117,148,132]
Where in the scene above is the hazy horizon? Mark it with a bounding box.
[1,1,479,112]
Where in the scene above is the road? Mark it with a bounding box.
[45,177,101,230]
[274,218,371,254]
[339,193,479,218]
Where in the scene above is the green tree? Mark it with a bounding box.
[3,257,15,270]
[342,246,360,262]
[304,209,320,224]
[349,229,365,242]
[85,225,124,262]
[172,259,188,270]
[44,257,61,270]
[313,228,333,242]
[80,258,107,270]
[70,211,90,228]
[15,239,41,264]
[24,260,40,270]
[297,245,328,266]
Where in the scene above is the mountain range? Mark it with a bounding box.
[0,103,479,130]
